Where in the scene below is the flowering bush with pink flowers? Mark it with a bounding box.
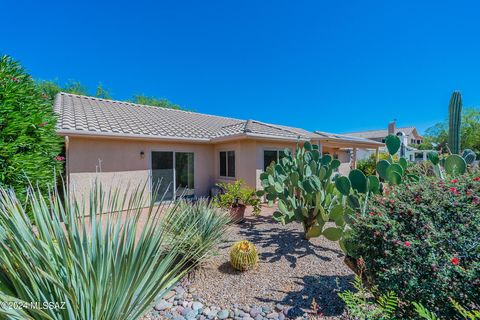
[346,172,480,318]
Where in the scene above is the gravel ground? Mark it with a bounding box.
[185,207,354,319]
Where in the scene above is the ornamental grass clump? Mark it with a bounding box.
[345,172,480,318]
[163,199,231,266]
[0,183,221,320]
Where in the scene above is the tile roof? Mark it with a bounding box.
[54,93,312,141]
[54,92,383,147]
[345,127,418,139]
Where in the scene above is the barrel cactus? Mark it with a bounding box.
[448,91,462,155]
[462,149,477,165]
[230,240,258,271]
[256,142,343,240]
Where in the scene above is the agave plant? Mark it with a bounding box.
[0,183,222,320]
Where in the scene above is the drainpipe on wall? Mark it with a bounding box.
[65,136,69,193]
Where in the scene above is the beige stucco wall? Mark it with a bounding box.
[67,137,215,208]
[66,136,356,210]
[211,140,352,191]
[211,140,297,190]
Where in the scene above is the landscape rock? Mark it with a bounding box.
[217,309,229,319]
[154,300,172,311]
[192,301,203,311]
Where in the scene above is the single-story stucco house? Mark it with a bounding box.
[54,93,383,204]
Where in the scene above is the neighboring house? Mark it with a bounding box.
[54,93,383,205]
[346,121,423,146]
[345,121,424,160]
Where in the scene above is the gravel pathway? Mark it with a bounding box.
[146,207,354,319]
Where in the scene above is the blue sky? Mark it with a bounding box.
[2,1,480,134]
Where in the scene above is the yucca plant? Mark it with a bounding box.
[0,183,222,320]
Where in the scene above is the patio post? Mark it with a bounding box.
[375,147,379,162]
[352,147,358,169]
[318,142,323,156]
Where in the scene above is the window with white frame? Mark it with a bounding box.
[219,151,235,177]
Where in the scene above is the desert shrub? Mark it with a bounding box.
[406,160,436,177]
[0,56,63,206]
[163,199,231,265]
[357,157,377,176]
[357,153,395,177]
[0,184,221,319]
[346,173,480,318]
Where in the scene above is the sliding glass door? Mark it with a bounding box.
[175,152,194,197]
[152,152,175,201]
[151,151,194,202]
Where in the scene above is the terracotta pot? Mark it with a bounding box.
[229,204,246,223]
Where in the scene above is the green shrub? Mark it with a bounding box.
[357,158,377,176]
[357,152,395,177]
[406,160,436,177]
[346,173,480,318]
[0,184,221,319]
[0,55,63,205]
[214,179,261,215]
[163,199,231,265]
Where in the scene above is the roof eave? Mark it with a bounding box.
[245,132,309,142]
[315,137,384,148]
[211,132,309,143]
[56,129,212,143]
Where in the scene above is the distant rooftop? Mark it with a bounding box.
[344,126,421,139]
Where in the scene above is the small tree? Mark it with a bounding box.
[131,94,183,109]
[0,55,63,204]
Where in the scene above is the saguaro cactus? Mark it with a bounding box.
[448,91,462,154]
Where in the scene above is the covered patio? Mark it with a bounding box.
[313,131,384,175]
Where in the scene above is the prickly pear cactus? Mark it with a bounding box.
[376,135,419,184]
[230,240,258,271]
[334,169,381,254]
[444,154,467,176]
[427,151,467,177]
[256,141,342,240]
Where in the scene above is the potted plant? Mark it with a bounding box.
[214,180,261,222]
